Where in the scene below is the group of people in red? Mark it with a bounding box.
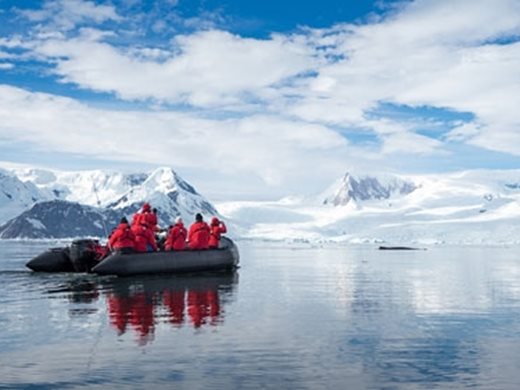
[108,202,227,253]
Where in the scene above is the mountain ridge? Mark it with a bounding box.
[0,166,220,239]
[216,169,520,245]
[1,165,519,243]
[321,171,418,206]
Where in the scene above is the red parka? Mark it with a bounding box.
[109,223,136,250]
[165,223,187,251]
[131,224,157,252]
[136,211,158,230]
[132,203,157,229]
[209,218,227,248]
[188,221,210,250]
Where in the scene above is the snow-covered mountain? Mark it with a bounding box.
[321,171,417,206]
[216,170,520,245]
[0,165,219,239]
[2,164,520,244]
[0,169,51,223]
[105,167,217,225]
[0,200,120,239]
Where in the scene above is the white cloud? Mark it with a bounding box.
[2,0,520,198]
[0,50,13,60]
[19,0,121,31]
[470,123,520,156]
[286,0,520,155]
[0,85,350,196]
[445,123,481,142]
[28,29,314,107]
[381,131,444,155]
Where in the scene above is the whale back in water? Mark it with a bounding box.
[378,246,426,250]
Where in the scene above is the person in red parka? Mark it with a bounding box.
[188,213,210,250]
[208,217,227,249]
[138,206,159,231]
[131,222,158,252]
[148,208,159,231]
[132,202,157,230]
[108,217,135,253]
[165,217,187,251]
[131,203,149,226]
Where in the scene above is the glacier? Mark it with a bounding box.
[216,170,520,245]
[1,164,519,244]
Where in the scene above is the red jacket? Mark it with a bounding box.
[209,221,227,248]
[131,224,157,252]
[134,211,157,229]
[165,223,187,251]
[148,212,158,231]
[188,221,210,250]
[109,223,135,250]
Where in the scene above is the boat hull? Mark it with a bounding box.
[26,247,75,272]
[92,237,239,276]
[26,239,101,273]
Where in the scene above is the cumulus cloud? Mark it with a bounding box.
[286,0,520,155]
[1,0,520,197]
[26,29,315,107]
[0,85,349,193]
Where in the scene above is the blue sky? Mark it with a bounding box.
[0,0,519,200]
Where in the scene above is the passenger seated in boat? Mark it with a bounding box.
[131,203,148,226]
[109,217,136,253]
[150,208,160,232]
[188,213,210,250]
[132,202,157,230]
[131,222,158,252]
[165,217,187,251]
[209,217,227,249]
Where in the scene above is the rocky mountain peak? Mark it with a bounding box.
[0,165,219,238]
[323,171,417,206]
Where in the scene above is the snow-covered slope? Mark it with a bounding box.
[217,170,520,245]
[14,167,148,207]
[0,169,51,223]
[105,167,217,226]
[0,165,220,238]
[2,164,519,244]
[321,171,417,206]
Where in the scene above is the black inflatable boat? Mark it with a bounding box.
[26,237,240,276]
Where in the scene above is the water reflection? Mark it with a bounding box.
[44,272,238,345]
[4,242,520,389]
[107,273,237,344]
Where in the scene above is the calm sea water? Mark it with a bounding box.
[1,241,520,389]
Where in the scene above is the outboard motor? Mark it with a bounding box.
[69,239,99,272]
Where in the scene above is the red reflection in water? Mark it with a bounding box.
[187,290,221,328]
[106,295,132,335]
[107,292,159,344]
[128,293,156,345]
[162,290,185,325]
[106,279,230,345]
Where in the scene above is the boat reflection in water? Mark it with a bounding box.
[104,272,238,344]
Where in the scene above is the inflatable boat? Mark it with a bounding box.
[26,237,240,276]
